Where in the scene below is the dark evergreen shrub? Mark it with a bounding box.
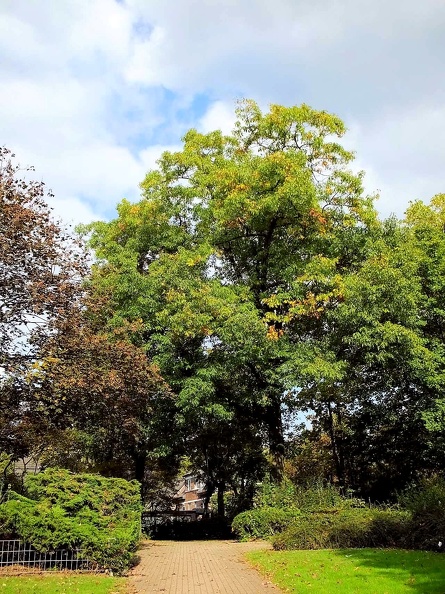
[0,468,142,573]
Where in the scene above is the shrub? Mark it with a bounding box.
[254,479,364,513]
[233,481,372,542]
[0,469,142,573]
[232,507,300,540]
[400,475,445,551]
[234,480,412,551]
[253,479,301,509]
[271,508,410,550]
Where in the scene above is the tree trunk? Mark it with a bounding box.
[133,452,146,497]
[0,456,13,503]
[204,481,215,517]
[327,401,344,488]
[335,404,346,491]
[217,482,225,518]
[246,364,285,483]
[266,395,285,482]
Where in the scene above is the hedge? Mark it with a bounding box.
[271,508,410,550]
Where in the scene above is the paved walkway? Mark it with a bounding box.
[129,540,280,594]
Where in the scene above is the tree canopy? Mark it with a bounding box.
[84,100,433,503]
[0,147,86,466]
[3,100,445,512]
[0,149,175,501]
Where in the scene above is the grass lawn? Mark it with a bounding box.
[246,548,445,594]
[0,573,126,594]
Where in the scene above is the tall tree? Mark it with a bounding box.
[0,147,86,462]
[0,147,85,371]
[403,195,445,468]
[85,101,377,486]
[0,148,175,501]
[282,213,441,497]
[30,302,176,498]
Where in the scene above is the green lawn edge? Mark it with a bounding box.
[0,573,127,594]
[246,548,445,594]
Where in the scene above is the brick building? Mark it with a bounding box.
[173,473,207,512]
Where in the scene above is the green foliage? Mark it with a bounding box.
[233,481,371,541]
[209,490,243,520]
[232,507,300,540]
[271,508,410,550]
[0,469,142,573]
[6,105,445,520]
[253,479,301,509]
[254,479,362,512]
[0,452,14,501]
[84,98,380,491]
[65,100,445,505]
[235,478,445,556]
[400,476,445,550]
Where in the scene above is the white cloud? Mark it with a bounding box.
[0,0,157,223]
[139,144,183,171]
[124,26,166,86]
[199,101,236,135]
[124,0,445,101]
[10,141,180,224]
[2,0,132,68]
[1,0,444,224]
[47,196,102,227]
[66,0,132,62]
[346,104,445,216]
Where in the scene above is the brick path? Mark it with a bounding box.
[129,540,280,594]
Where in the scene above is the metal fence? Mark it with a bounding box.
[0,540,95,574]
[142,509,202,531]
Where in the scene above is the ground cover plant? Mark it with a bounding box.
[0,469,142,574]
[246,549,445,594]
[0,574,126,594]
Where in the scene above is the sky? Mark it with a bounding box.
[1,0,445,226]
